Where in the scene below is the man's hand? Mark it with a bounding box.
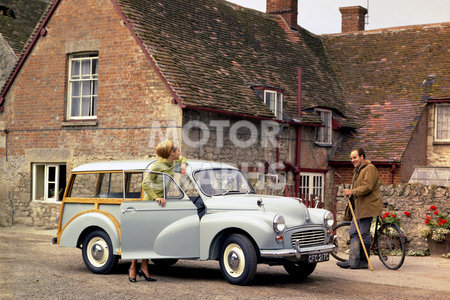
[343,189,353,196]
[156,198,166,207]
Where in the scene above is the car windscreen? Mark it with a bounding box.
[193,168,255,196]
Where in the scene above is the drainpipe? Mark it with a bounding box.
[3,129,8,161]
[389,164,397,184]
[295,67,302,197]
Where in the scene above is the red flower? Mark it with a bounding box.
[442,219,448,224]
[430,205,437,210]
[426,215,431,220]
[434,211,439,215]
[404,211,410,217]
[425,220,429,224]
[392,214,397,218]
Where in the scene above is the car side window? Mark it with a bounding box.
[164,174,184,200]
[124,172,143,199]
[146,171,185,200]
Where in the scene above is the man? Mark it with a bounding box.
[337,148,382,269]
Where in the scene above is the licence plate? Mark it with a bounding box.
[307,252,329,263]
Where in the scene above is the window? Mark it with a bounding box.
[315,109,332,145]
[299,172,323,199]
[67,53,98,119]
[68,172,143,199]
[264,90,283,119]
[435,104,450,142]
[32,164,66,202]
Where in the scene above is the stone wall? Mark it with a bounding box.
[31,201,61,229]
[335,183,450,251]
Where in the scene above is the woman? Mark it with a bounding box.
[128,140,187,282]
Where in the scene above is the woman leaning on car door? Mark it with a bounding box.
[128,140,187,283]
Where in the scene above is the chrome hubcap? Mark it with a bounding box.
[91,243,105,261]
[227,251,240,270]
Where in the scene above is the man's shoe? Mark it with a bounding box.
[336,260,351,268]
[350,261,368,269]
[337,240,360,269]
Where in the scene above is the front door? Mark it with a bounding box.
[120,172,200,259]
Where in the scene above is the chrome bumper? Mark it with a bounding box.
[260,243,335,259]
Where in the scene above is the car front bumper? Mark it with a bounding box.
[260,243,335,259]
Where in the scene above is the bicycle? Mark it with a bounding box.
[331,174,406,270]
[331,215,406,270]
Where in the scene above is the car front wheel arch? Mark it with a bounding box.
[209,228,260,260]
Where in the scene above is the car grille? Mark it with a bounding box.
[291,229,325,248]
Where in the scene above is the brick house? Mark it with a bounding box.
[0,0,355,227]
[324,7,450,186]
[0,0,448,228]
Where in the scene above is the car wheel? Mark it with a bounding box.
[151,259,179,267]
[82,230,118,274]
[283,261,316,279]
[219,234,257,285]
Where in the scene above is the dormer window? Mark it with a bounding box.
[315,108,332,145]
[252,86,283,119]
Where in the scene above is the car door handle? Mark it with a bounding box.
[122,207,136,214]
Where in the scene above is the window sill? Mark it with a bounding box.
[32,199,62,204]
[433,140,450,145]
[315,142,333,147]
[62,120,98,127]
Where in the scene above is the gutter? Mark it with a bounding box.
[0,0,62,112]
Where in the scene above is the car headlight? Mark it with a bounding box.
[273,214,286,233]
[324,211,334,229]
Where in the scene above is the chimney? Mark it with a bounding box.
[339,6,367,33]
[267,0,298,28]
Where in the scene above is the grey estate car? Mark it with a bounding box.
[54,159,335,285]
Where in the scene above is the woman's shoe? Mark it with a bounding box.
[128,269,137,283]
[138,269,157,282]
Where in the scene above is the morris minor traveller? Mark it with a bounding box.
[54,159,335,285]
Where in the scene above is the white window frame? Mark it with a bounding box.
[67,53,98,120]
[32,163,66,202]
[264,90,283,120]
[299,172,324,199]
[434,104,450,142]
[315,108,332,145]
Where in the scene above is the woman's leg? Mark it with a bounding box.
[129,259,137,281]
[140,259,150,277]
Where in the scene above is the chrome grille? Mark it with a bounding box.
[291,229,325,247]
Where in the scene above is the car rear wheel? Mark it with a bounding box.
[283,261,316,279]
[82,230,118,274]
[219,234,257,285]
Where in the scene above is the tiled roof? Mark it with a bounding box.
[116,0,354,125]
[0,0,49,55]
[323,23,450,162]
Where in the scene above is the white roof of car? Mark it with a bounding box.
[71,159,238,173]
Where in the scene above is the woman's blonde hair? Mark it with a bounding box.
[155,140,176,159]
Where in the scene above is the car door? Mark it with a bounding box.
[120,172,200,259]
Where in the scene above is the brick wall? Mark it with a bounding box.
[339,6,367,33]
[0,0,182,226]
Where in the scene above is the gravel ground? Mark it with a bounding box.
[1,226,449,299]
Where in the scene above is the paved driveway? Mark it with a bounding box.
[1,226,449,299]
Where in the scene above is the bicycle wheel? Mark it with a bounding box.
[376,223,406,270]
[331,222,351,262]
